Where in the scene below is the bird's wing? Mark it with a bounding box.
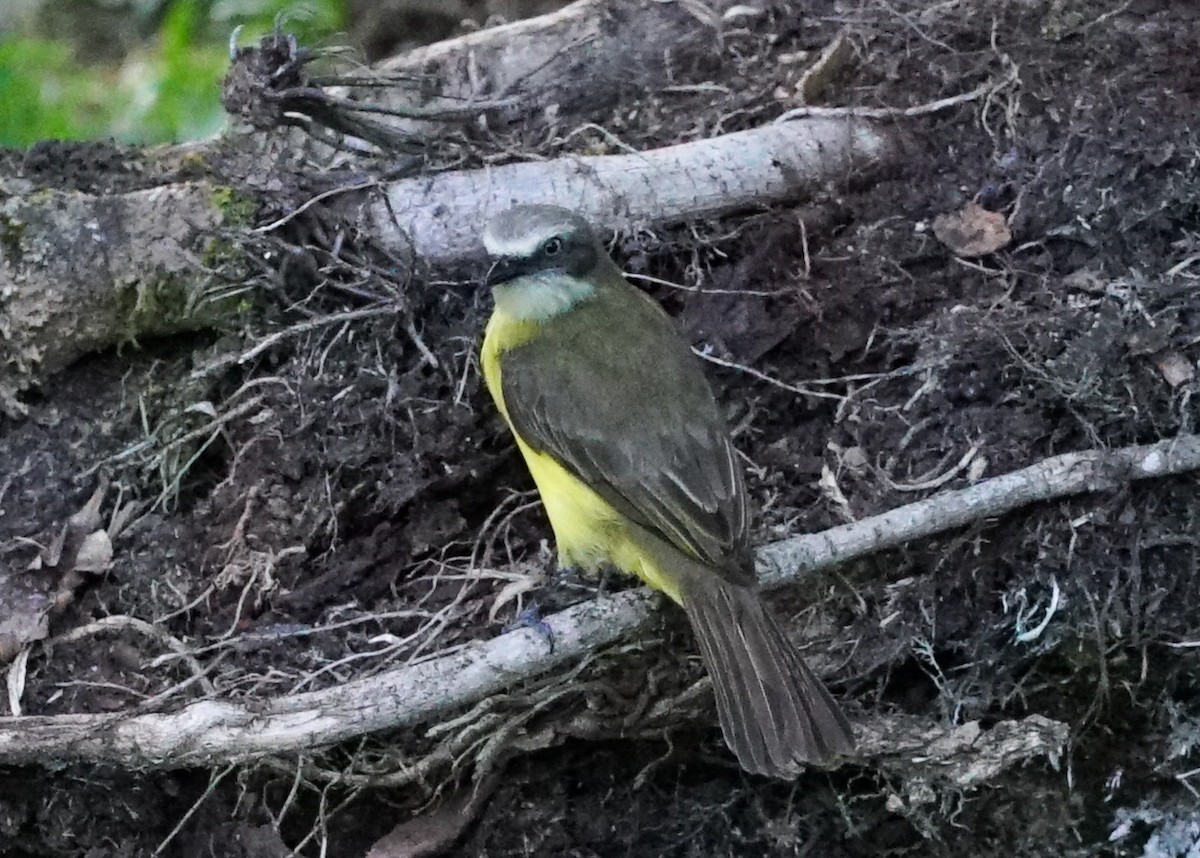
[499,293,753,586]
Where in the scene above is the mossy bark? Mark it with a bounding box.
[0,182,241,416]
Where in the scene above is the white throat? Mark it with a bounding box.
[493,271,596,321]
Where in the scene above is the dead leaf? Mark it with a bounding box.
[40,481,108,572]
[1,481,118,666]
[6,648,30,716]
[721,4,764,23]
[367,776,499,858]
[1061,269,1105,292]
[968,454,989,483]
[841,445,869,475]
[1156,351,1195,388]
[108,498,141,542]
[819,463,855,523]
[73,530,113,573]
[68,481,106,533]
[0,568,52,665]
[932,202,1012,257]
[796,32,854,103]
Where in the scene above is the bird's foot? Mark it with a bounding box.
[553,564,616,598]
[524,564,618,618]
[594,565,617,599]
[502,600,555,652]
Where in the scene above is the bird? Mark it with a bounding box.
[479,203,854,778]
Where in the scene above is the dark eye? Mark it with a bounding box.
[542,237,563,256]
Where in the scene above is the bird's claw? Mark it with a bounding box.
[503,601,555,652]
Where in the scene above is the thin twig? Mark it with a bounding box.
[775,74,1009,123]
[253,180,379,235]
[884,443,982,493]
[153,763,236,855]
[692,347,845,401]
[47,614,215,694]
[217,306,399,371]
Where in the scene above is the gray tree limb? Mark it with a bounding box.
[1,434,1194,769]
[373,117,900,266]
[1,116,900,415]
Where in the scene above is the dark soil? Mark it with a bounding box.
[3,0,1200,855]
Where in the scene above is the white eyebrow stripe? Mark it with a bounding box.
[482,224,567,257]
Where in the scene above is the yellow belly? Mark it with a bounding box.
[481,312,684,604]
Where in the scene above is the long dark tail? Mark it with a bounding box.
[679,576,854,778]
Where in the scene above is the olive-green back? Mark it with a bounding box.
[499,274,753,585]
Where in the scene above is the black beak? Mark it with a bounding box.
[485,256,535,287]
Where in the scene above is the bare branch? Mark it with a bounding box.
[1,118,901,410]
[375,117,903,265]
[1,434,1195,769]
[756,433,1200,584]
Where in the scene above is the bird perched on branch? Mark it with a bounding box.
[479,204,854,778]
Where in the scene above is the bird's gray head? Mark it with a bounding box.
[483,205,606,320]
